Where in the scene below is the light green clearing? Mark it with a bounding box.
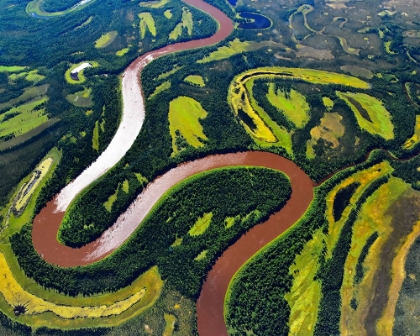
[65,61,98,85]
[225,216,237,228]
[198,38,285,64]
[122,179,129,193]
[66,88,93,107]
[85,109,93,116]
[0,66,27,72]
[75,16,93,30]
[164,9,172,19]
[116,48,129,57]
[188,213,213,236]
[194,250,208,261]
[285,229,323,335]
[336,91,394,140]
[169,96,208,155]
[149,81,171,99]
[13,158,53,212]
[169,7,193,40]
[100,119,105,132]
[157,65,182,80]
[163,313,176,336]
[95,31,118,48]
[184,75,205,87]
[8,70,44,83]
[171,237,183,247]
[104,184,119,212]
[403,115,420,150]
[323,97,334,110]
[247,79,293,155]
[139,0,170,9]
[384,41,397,55]
[135,173,148,185]
[169,23,183,40]
[139,12,157,39]
[26,0,97,17]
[0,98,48,139]
[0,84,49,111]
[92,120,100,151]
[266,83,310,129]
[0,148,61,239]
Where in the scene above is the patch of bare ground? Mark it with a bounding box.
[295,44,334,60]
[364,188,420,335]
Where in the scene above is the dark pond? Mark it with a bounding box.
[237,12,271,29]
[227,0,237,6]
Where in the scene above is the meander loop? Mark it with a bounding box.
[30,1,315,335]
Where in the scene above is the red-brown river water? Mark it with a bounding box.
[31,1,315,335]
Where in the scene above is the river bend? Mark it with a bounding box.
[30,1,314,335]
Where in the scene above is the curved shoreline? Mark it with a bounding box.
[54,0,233,212]
[28,1,313,335]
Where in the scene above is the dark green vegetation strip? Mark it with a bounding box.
[333,182,360,222]
[12,167,290,298]
[354,232,379,285]
[314,175,390,336]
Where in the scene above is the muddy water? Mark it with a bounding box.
[54,0,233,212]
[196,153,315,336]
[30,1,315,335]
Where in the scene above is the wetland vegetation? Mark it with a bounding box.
[1,0,420,334]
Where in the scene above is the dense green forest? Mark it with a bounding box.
[12,167,291,298]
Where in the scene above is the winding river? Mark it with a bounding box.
[31,1,314,335]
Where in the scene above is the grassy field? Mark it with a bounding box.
[0,66,27,72]
[0,250,163,330]
[168,96,208,155]
[116,47,130,57]
[197,39,286,64]
[169,7,193,40]
[245,79,293,154]
[13,158,53,213]
[228,67,370,153]
[66,88,93,107]
[65,61,98,84]
[122,179,129,193]
[92,120,100,151]
[339,178,409,335]
[0,148,61,239]
[184,75,205,87]
[149,80,171,99]
[336,91,394,140]
[0,98,48,140]
[157,66,182,80]
[0,84,49,112]
[104,184,119,212]
[324,161,393,256]
[188,213,213,236]
[95,31,118,48]
[323,96,335,110]
[164,9,172,19]
[139,12,157,39]
[284,229,323,335]
[403,115,420,150]
[306,112,345,159]
[8,69,44,83]
[139,0,170,8]
[163,313,176,336]
[266,83,310,128]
